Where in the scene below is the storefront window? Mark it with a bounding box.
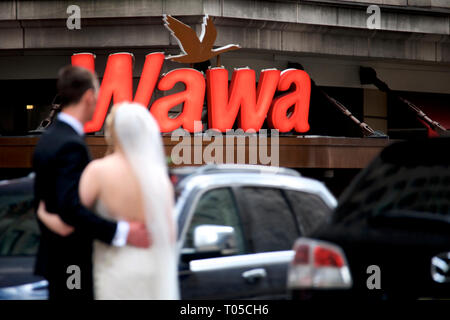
[0,79,56,136]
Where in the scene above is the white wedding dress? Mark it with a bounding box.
[91,103,179,300]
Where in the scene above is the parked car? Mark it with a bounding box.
[0,164,336,299]
[288,138,450,300]
[0,173,47,300]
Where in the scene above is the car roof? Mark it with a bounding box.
[176,169,337,209]
[171,164,300,180]
[0,173,34,194]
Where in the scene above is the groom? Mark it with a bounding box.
[33,66,150,300]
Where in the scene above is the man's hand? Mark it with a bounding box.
[127,221,151,248]
[37,201,75,236]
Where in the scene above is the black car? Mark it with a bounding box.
[288,138,450,300]
[0,164,336,299]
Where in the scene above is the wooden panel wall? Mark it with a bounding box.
[0,136,392,169]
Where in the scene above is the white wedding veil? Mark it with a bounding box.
[113,102,179,300]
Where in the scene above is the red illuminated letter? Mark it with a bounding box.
[150,69,205,132]
[207,68,280,132]
[71,52,164,133]
[79,53,133,133]
[268,69,311,133]
[71,53,96,72]
[134,53,165,108]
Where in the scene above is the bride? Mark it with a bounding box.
[38,102,179,300]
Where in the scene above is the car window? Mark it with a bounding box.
[0,181,40,256]
[239,187,299,253]
[183,188,246,255]
[335,153,450,224]
[284,190,332,235]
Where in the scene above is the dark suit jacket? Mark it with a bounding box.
[33,119,117,299]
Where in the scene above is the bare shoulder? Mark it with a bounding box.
[84,158,104,177]
[82,157,116,184]
[88,153,130,178]
[79,158,107,207]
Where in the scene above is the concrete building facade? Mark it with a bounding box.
[0,0,449,192]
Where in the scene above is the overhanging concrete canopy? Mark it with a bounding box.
[0,0,450,63]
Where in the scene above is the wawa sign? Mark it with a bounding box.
[72,15,311,134]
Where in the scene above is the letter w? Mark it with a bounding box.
[71,52,164,133]
[206,68,280,132]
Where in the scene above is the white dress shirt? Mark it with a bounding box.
[57,112,130,247]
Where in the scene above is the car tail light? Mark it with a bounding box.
[170,174,178,185]
[287,238,352,289]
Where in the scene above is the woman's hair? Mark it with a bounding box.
[104,105,119,155]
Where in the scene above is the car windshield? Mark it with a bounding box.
[334,138,450,224]
[0,178,39,256]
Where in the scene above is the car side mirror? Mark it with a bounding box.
[193,225,237,255]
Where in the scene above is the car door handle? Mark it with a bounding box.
[242,268,267,283]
